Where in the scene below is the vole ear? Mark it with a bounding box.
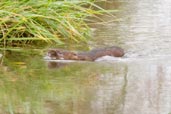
[48,50,56,56]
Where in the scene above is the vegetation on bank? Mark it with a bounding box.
[0,0,109,47]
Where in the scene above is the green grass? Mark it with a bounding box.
[0,0,110,46]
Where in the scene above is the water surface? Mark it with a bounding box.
[1,0,171,114]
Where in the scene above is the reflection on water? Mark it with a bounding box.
[0,50,127,114]
[90,0,171,113]
[123,60,171,114]
[1,0,171,114]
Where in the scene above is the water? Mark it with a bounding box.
[92,0,171,59]
[1,0,171,114]
[89,0,171,114]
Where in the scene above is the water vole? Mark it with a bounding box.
[47,46,124,61]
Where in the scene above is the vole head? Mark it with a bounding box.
[48,50,64,59]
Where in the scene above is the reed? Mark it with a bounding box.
[0,0,109,46]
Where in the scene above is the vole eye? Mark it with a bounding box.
[57,52,63,56]
[73,53,77,56]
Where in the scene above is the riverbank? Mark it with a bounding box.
[0,0,110,47]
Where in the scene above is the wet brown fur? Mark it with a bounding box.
[47,46,124,61]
